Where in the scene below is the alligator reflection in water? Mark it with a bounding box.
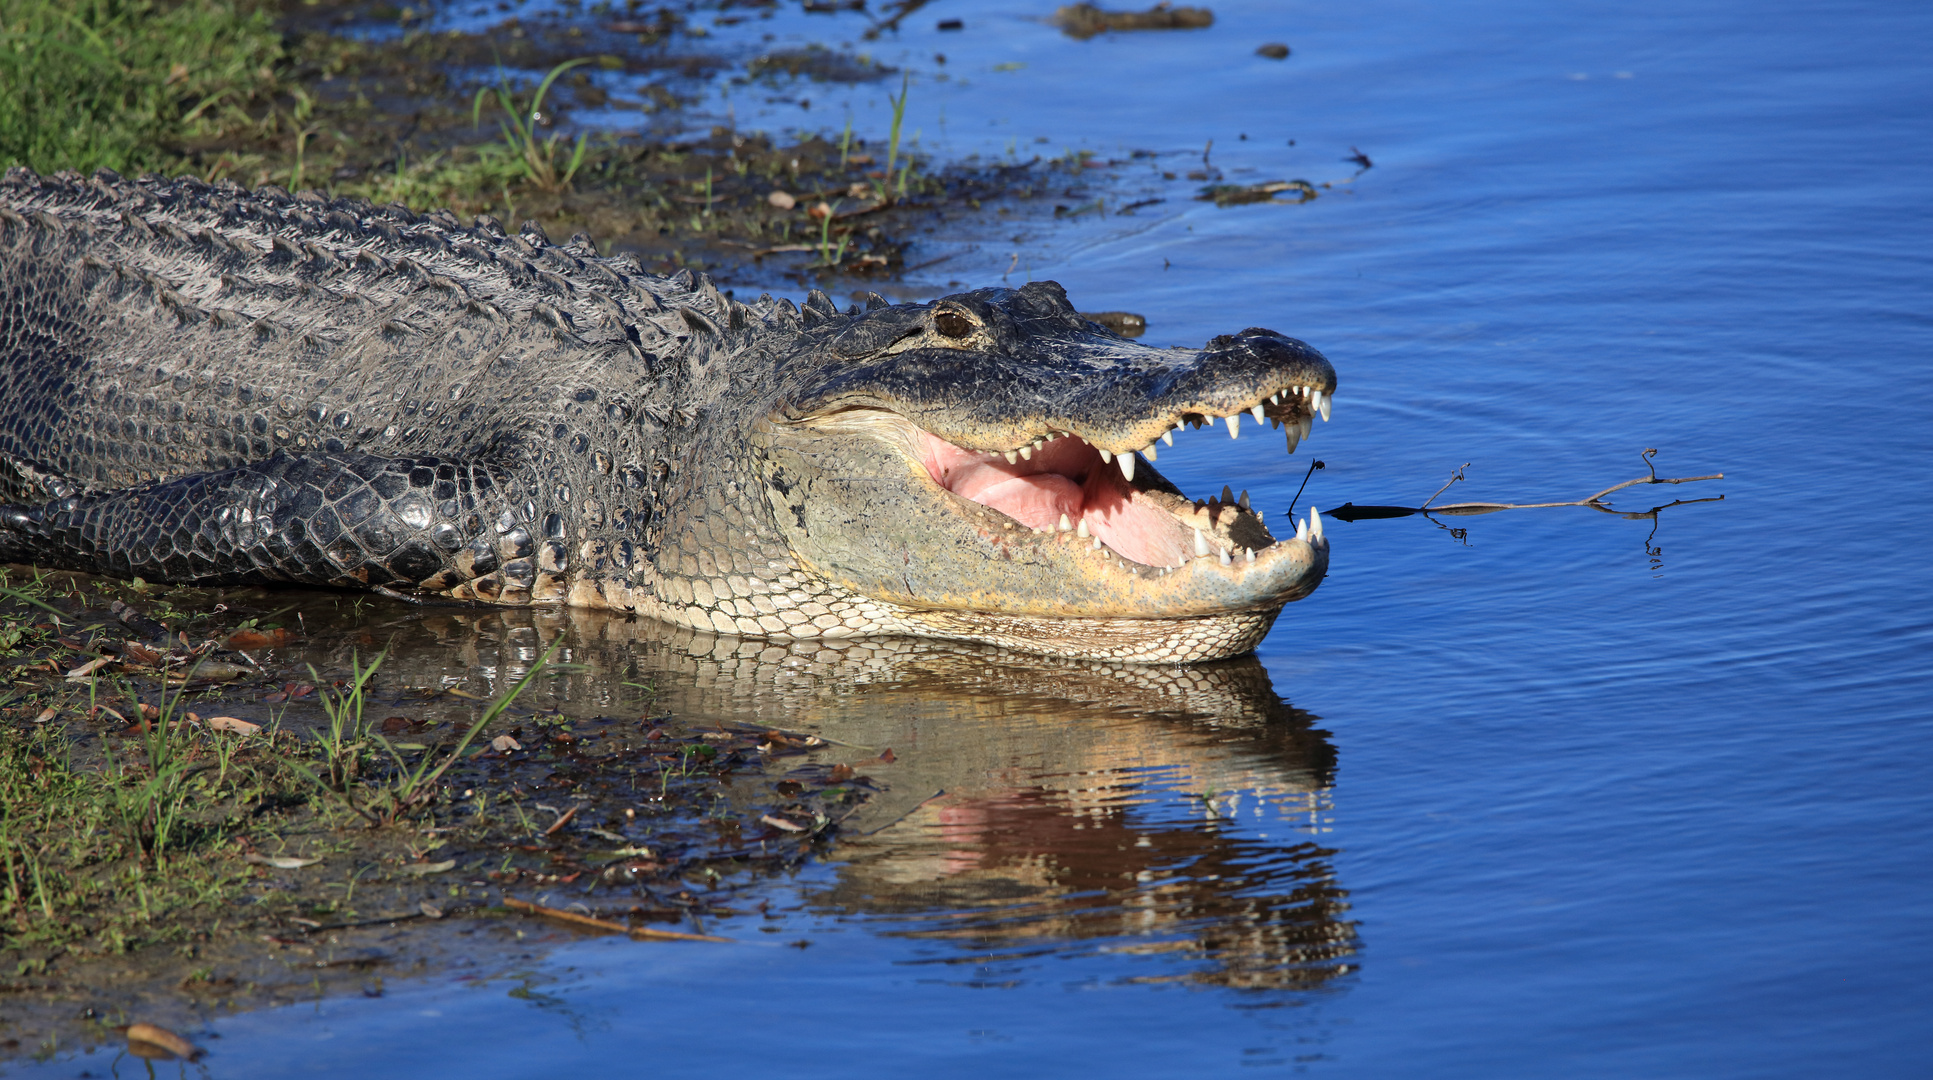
[308,601,1358,992]
[786,653,1358,992]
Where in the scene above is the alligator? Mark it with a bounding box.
[0,168,1336,663]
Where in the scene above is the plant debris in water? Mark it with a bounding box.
[1054,3,1216,40]
[0,571,879,1056]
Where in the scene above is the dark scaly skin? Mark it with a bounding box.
[0,168,1337,662]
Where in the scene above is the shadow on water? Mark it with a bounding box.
[344,601,1358,994]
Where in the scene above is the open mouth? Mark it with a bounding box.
[917,382,1333,570]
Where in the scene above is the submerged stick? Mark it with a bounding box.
[503,897,731,943]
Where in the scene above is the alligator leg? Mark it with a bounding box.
[0,450,547,600]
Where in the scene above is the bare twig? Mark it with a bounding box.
[541,804,579,836]
[503,897,730,943]
[863,0,932,39]
[1328,450,1724,523]
[1286,459,1326,517]
[1419,463,1470,510]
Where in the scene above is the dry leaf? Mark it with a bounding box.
[125,1023,198,1060]
[204,716,261,735]
[419,900,445,919]
[122,641,163,665]
[32,707,55,724]
[402,859,457,875]
[491,735,523,752]
[760,814,807,833]
[227,627,295,650]
[64,656,113,679]
[245,853,320,869]
[767,189,797,209]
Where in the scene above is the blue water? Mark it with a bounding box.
[18,0,1933,1075]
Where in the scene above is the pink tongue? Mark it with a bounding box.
[917,432,1188,566]
[1082,469,1192,567]
[923,435,1082,531]
[958,473,1083,530]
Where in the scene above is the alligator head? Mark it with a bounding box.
[753,281,1336,663]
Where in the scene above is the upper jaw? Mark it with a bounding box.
[782,301,1337,460]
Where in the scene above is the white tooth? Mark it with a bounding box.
[1299,415,1313,439]
[1020,445,1033,460]
[1093,535,1103,549]
[1222,485,1235,504]
[1119,452,1136,482]
[1258,509,1265,521]
[1076,519,1090,538]
[1270,392,1280,404]
[1143,442,1156,461]
[1298,385,1309,398]
[1059,513,1072,532]
[1310,389,1324,415]
[1296,517,1309,541]
[1239,489,1250,511]
[1227,413,1240,438]
[1099,449,1113,463]
[1285,427,1300,453]
[1194,528,1210,557]
[1311,506,1324,541]
[1162,430,1174,446]
[1320,395,1332,422]
[1004,450,1018,464]
[1250,404,1266,422]
[1245,547,1255,562]
[1219,547,1232,566]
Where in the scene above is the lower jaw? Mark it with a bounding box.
[573,566,1306,663]
[888,605,1286,663]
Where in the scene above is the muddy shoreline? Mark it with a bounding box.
[169,0,1131,293]
[0,574,881,1059]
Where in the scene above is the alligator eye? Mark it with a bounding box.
[933,310,974,339]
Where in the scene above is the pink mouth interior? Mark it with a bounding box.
[917,432,1191,567]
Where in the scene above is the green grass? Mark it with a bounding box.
[281,644,557,827]
[0,0,283,175]
[471,58,593,194]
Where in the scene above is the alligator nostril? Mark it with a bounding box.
[934,311,974,339]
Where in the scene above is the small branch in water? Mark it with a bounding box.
[1418,463,1470,510]
[863,0,931,39]
[1329,449,1724,523]
[1286,459,1326,517]
[503,897,730,943]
